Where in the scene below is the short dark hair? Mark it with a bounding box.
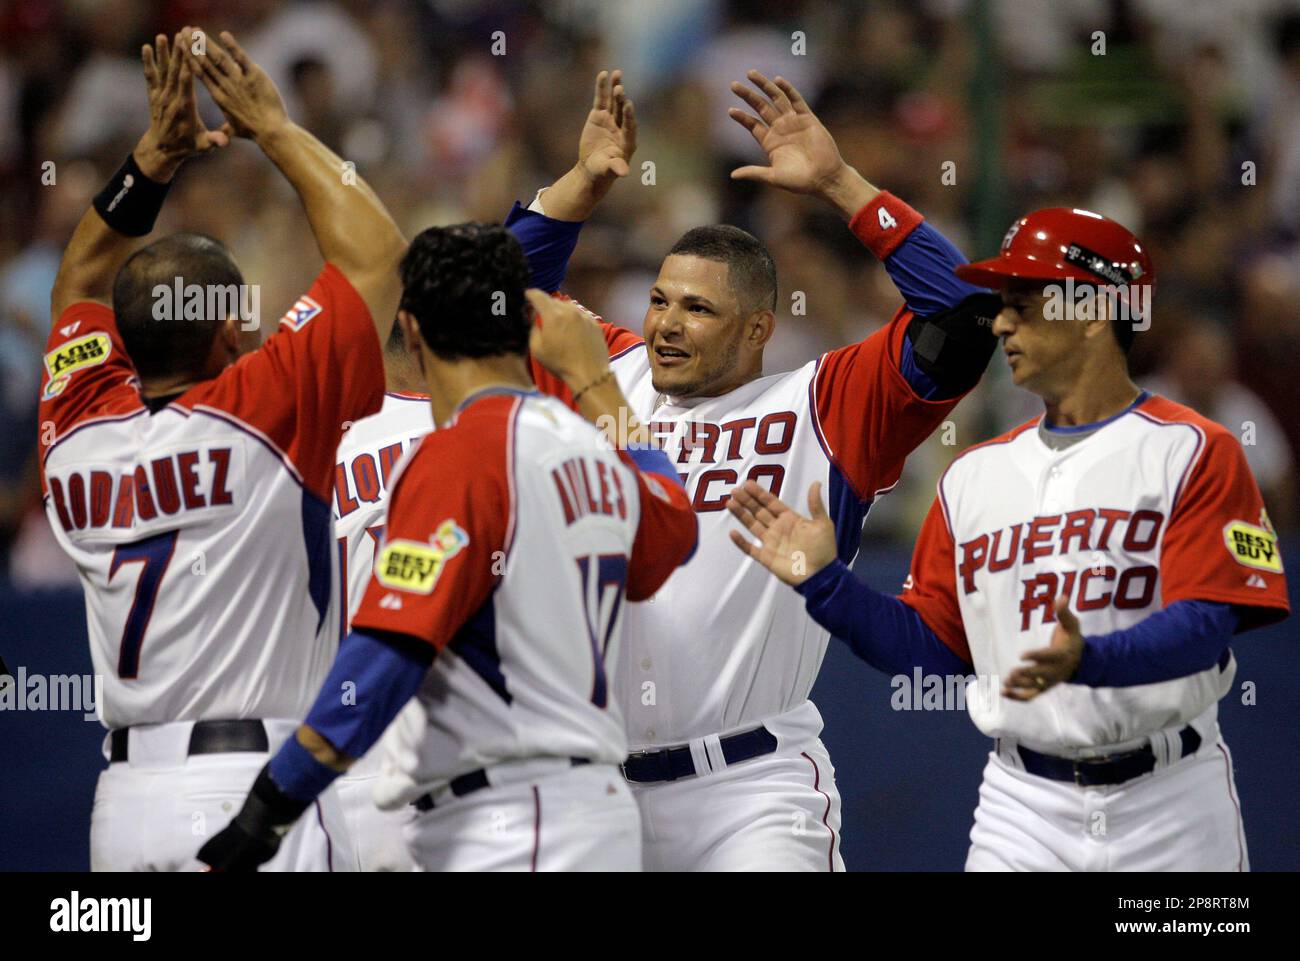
[112,233,244,380]
[398,222,531,360]
[667,225,777,312]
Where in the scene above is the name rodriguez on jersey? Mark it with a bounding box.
[45,444,242,537]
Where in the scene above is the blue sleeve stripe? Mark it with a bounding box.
[504,202,583,293]
[1073,599,1237,687]
[898,336,944,400]
[885,221,986,317]
[796,559,971,676]
[625,445,684,487]
[273,629,433,801]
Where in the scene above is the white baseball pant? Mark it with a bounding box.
[966,735,1248,872]
[630,704,845,872]
[89,719,355,872]
[402,760,640,872]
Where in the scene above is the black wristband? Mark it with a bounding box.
[92,152,172,237]
[234,766,312,843]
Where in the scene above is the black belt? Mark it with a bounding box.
[411,758,591,812]
[1011,725,1202,787]
[109,719,269,763]
[621,725,778,783]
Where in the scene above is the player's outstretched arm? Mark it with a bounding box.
[729,480,972,677]
[533,69,638,222]
[186,29,406,335]
[505,70,637,297]
[51,32,230,318]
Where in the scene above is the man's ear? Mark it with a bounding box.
[221,316,243,358]
[397,309,423,353]
[746,308,776,350]
[1082,289,1114,342]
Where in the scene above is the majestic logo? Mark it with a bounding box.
[1223,521,1282,573]
[374,520,469,594]
[44,332,111,380]
[280,295,322,331]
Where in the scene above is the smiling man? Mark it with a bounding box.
[504,70,1000,870]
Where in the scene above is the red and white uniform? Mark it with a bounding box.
[352,388,696,871]
[902,394,1289,871]
[529,194,965,871]
[40,264,383,871]
[332,391,432,871]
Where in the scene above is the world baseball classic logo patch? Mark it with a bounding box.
[1222,521,1282,573]
[375,520,469,594]
[280,295,322,331]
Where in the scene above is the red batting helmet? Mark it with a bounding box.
[955,208,1154,291]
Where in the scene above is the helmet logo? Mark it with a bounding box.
[1063,242,1134,286]
[1001,222,1022,251]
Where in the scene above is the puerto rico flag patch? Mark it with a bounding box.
[281,295,322,332]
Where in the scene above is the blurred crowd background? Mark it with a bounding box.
[2,0,1298,589]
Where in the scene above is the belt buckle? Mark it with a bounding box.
[623,747,673,783]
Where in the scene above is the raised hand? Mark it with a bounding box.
[579,69,638,183]
[137,31,231,180]
[728,70,878,218]
[1002,597,1085,701]
[727,480,838,586]
[184,28,289,141]
[728,71,845,192]
[534,70,638,221]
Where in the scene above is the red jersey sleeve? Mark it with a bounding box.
[813,308,960,502]
[1160,427,1289,631]
[183,263,385,501]
[528,293,643,408]
[898,495,971,664]
[39,302,143,446]
[620,453,698,601]
[350,404,511,647]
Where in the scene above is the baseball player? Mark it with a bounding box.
[196,226,699,872]
[326,68,624,866]
[505,71,1000,870]
[330,328,430,872]
[729,208,1290,871]
[40,29,405,870]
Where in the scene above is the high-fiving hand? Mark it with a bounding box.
[184,28,289,141]
[1002,596,1085,700]
[139,31,231,177]
[578,70,638,183]
[728,70,846,195]
[727,480,838,587]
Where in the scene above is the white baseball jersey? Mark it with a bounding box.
[529,250,965,750]
[349,388,697,807]
[901,393,1289,757]
[333,392,433,629]
[39,265,385,730]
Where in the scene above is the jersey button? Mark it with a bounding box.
[640,658,653,671]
